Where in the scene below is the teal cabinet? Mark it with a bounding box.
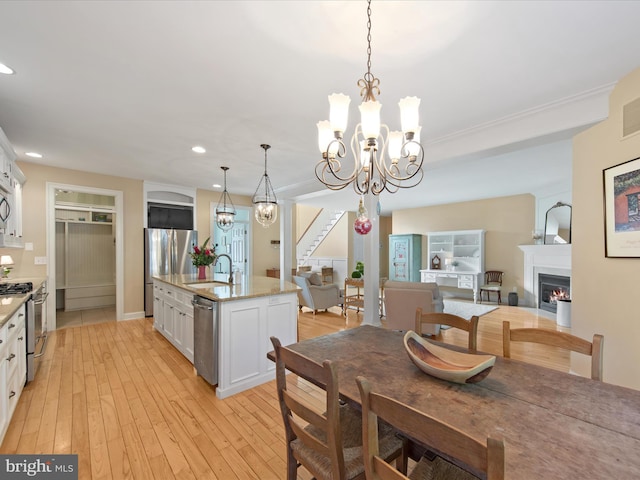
[389,234,423,282]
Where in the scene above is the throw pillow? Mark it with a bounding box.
[309,272,323,286]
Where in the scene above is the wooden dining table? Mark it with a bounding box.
[270,325,640,479]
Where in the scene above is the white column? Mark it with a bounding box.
[279,199,294,284]
[363,193,381,326]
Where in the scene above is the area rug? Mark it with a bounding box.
[443,299,498,320]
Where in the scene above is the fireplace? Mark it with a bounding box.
[538,273,570,313]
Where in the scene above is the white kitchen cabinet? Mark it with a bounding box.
[153,283,163,331]
[0,303,27,444]
[0,128,25,248]
[0,130,14,192]
[173,289,194,363]
[216,292,297,399]
[0,323,7,443]
[152,280,194,363]
[161,289,176,343]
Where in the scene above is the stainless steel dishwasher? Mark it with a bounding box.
[192,295,219,385]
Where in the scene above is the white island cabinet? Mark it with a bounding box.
[217,291,297,399]
[153,281,194,363]
[153,274,298,399]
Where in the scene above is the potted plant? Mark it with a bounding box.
[351,261,364,278]
[451,260,459,271]
[190,237,217,279]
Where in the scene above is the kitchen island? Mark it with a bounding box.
[152,273,298,399]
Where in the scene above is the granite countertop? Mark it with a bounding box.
[0,276,48,329]
[153,273,299,302]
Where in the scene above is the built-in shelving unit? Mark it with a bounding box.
[423,229,486,302]
[427,229,485,273]
[55,204,116,311]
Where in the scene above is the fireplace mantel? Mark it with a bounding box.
[519,244,571,308]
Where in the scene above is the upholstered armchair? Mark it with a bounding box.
[383,281,444,334]
[293,274,342,314]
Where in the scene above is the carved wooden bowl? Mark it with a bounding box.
[403,330,496,384]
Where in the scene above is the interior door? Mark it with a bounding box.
[212,205,251,279]
[231,223,247,276]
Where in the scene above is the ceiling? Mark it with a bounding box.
[1,1,640,214]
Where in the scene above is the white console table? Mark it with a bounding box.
[420,269,482,303]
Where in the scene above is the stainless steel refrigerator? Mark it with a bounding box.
[144,228,198,316]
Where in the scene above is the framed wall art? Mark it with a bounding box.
[603,156,640,257]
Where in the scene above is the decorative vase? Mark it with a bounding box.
[198,265,207,280]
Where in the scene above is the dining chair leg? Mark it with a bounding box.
[286,451,297,480]
[399,437,409,475]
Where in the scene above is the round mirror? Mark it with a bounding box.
[544,202,572,244]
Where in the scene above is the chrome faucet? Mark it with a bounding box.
[214,254,233,284]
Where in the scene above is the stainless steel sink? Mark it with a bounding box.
[185,282,227,289]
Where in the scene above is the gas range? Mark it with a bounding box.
[0,281,33,295]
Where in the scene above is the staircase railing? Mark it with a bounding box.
[297,209,345,265]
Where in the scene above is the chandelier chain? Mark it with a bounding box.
[366,0,372,78]
[359,0,379,102]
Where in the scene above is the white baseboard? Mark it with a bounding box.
[121,311,146,321]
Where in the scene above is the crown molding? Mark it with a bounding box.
[423,82,616,163]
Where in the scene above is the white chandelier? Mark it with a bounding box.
[252,144,278,227]
[316,0,424,195]
[215,166,236,231]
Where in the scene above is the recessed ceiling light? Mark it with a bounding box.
[0,63,15,75]
[25,152,43,158]
[212,183,222,189]
[192,146,206,153]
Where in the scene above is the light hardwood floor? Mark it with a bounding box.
[57,307,117,329]
[1,302,569,479]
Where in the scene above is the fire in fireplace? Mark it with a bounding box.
[538,273,571,313]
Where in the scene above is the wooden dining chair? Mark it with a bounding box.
[270,337,405,480]
[356,376,505,480]
[479,271,504,304]
[502,321,604,381]
[415,308,479,351]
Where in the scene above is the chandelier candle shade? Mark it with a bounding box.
[252,144,278,228]
[215,166,236,232]
[316,0,424,195]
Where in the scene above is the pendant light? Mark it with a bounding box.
[215,166,236,231]
[252,144,278,228]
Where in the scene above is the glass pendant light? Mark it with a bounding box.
[215,166,236,231]
[252,144,278,228]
